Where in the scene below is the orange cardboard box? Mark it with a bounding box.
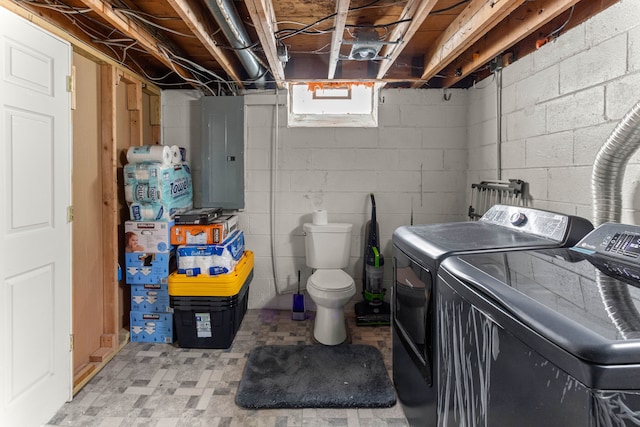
[171,223,227,245]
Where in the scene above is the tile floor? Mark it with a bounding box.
[47,309,409,427]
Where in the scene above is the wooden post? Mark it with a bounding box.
[100,63,118,349]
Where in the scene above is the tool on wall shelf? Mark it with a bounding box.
[468,179,528,220]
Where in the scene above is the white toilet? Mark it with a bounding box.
[303,222,356,345]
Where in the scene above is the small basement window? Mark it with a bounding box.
[287,82,380,127]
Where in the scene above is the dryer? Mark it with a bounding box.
[436,222,640,426]
[391,205,593,426]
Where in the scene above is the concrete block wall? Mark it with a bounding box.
[467,0,640,223]
[244,89,468,309]
[162,88,468,309]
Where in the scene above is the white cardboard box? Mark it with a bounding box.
[125,220,174,253]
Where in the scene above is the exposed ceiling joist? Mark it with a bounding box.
[327,0,350,80]
[442,0,580,87]
[165,0,244,88]
[7,0,616,91]
[76,0,194,81]
[376,0,439,80]
[244,0,285,88]
[413,0,526,88]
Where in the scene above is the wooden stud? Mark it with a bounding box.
[100,63,119,340]
[376,0,439,80]
[245,0,286,87]
[412,0,525,87]
[327,0,350,80]
[166,0,244,87]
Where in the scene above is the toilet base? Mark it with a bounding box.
[313,305,348,345]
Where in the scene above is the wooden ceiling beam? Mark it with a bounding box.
[376,0,439,80]
[441,0,582,87]
[412,0,526,88]
[166,0,244,88]
[327,0,350,79]
[244,0,285,88]
[76,0,195,81]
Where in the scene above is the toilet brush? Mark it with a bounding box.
[292,270,305,320]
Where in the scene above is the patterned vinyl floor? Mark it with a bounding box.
[47,309,409,427]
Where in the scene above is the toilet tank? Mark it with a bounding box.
[303,223,353,269]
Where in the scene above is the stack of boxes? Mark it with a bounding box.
[123,145,193,344]
[168,210,254,349]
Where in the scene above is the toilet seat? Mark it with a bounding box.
[308,269,354,292]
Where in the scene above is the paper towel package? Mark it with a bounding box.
[123,163,193,204]
[130,311,173,343]
[126,145,172,165]
[125,251,176,285]
[130,283,172,313]
[125,221,173,253]
[177,230,245,276]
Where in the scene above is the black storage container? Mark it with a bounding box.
[171,272,251,349]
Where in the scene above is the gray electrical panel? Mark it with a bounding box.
[196,95,244,209]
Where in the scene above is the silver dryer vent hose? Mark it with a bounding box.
[592,100,640,339]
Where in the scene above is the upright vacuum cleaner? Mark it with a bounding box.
[355,194,391,326]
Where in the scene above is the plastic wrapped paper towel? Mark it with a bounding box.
[170,145,182,164]
[177,231,245,276]
[126,145,172,165]
[123,163,192,204]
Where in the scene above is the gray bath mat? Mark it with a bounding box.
[235,344,396,409]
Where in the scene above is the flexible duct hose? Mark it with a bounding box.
[205,0,267,88]
[592,100,640,339]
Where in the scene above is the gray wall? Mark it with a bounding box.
[468,0,640,223]
[161,0,640,310]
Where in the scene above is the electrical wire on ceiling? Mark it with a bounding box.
[547,5,575,39]
[274,0,383,41]
[115,8,197,38]
[18,0,240,95]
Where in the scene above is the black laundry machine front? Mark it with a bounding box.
[391,205,593,426]
[436,222,640,426]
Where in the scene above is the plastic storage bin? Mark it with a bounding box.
[168,250,253,296]
[171,273,251,349]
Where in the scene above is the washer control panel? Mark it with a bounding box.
[573,223,640,261]
[480,205,592,244]
[572,223,640,283]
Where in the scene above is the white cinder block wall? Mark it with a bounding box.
[162,0,640,311]
[467,0,640,223]
[163,89,469,309]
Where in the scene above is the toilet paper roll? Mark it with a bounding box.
[195,256,214,275]
[178,254,196,270]
[124,185,134,204]
[170,145,181,164]
[125,184,162,203]
[312,209,328,225]
[126,145,172,165]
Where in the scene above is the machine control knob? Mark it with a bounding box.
[510,211,527,226]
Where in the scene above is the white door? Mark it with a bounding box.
[0,7,72,427]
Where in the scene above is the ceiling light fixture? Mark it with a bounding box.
[341,30,401,61]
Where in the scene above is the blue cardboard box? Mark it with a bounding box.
[131,283,172,313]
[125,250,175,285]
[130,311,173,343]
